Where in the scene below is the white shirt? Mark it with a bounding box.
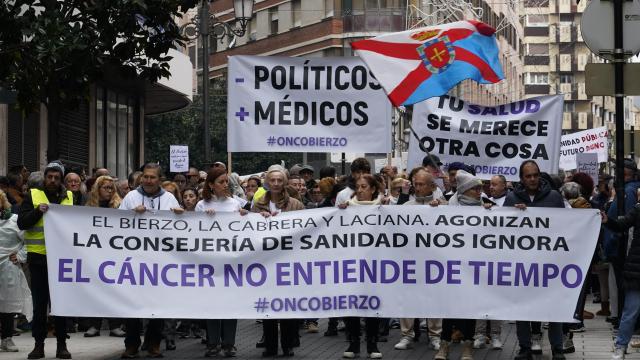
[490,195,506,207]
[196,196,245,213]
[335,187,355,206]
[119,189,180,211]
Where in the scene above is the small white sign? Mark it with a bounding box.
[170,145,189,173]
[576,152,599,186]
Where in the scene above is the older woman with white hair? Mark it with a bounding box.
[252,165,304,357]
[0,189,30,352]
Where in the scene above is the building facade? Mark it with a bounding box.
[182,0,524,170]
[1,49,192,178]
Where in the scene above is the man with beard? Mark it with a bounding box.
[18,162,74,359]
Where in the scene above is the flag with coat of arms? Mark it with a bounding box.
[352,20,505,107]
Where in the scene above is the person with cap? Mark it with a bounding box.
[252,165,304,357]
[17,161,74,359]
[503,160,566,360]
[422,154,444,177]
[299,165,315,190]
[444,162,468,201]
[289,164,303,177]
[119,163,183,359]
[336,158,372,206]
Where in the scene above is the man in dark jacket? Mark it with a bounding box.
[17,161,74,359]
[504,160,565,360]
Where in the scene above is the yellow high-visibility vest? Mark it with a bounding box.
[24,188,73,255]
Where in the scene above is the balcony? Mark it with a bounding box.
[342,11,406,33]
[525,84,551,94]
[524,27,549,37]
[524,56,550,66]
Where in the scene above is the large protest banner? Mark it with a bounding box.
[559,126,608,170]
[45,204,598,322]
[407,95,563,180]
[227,56,392,153]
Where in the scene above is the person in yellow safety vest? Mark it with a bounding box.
[17,161,73,360]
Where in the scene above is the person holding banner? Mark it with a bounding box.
[433,169,484,360]
[196,167,247,357]
[252,166,304,357]
[395,168,445,353]
[118,163,182,359]
[338,173,383,359]
[17,161,74,359]
[503,160,566,360]
[81,176,126,338]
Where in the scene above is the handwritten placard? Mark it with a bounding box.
[576,153,599,186]
[170,145,189,173]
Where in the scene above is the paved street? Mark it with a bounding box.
[0,301,632,360]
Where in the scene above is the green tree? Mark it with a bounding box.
[145,78,301,174]
[0,0,195,159]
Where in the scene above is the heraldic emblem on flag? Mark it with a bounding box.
[352,20,505,106]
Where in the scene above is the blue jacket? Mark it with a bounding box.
[603,180,640,259]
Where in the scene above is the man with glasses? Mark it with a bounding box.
[119,163,183,358]
[187,167,200,188]
[504,160,566,360]
[18,161,74,359]
[173,174,187,193]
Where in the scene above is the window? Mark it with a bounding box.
[527,73,549,84]
[559,22,572,42]
[324,0,334,17]
[560,74,573,83]
[526,14,548,27]
[527,43,549,55]
[269,7,278,35]
[107,91,117,173]
[563,102,575,112]
[96,87,104,167]
[248,17,257,41]
[292,0,301,27]
[351,0,364,15]
[96,87,136,179]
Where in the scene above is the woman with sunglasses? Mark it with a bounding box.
[196,167,247,357]
[82,176,127,338]
[338,174,383,359]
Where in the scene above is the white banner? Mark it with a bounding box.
[44,204,598,321]
[169,145,188,173]
[227,56,392,153]
[559,127,609,170]
[408,95,563,181]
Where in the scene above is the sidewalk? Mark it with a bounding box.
[0,301,633,360]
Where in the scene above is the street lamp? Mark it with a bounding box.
[182,0,255,166]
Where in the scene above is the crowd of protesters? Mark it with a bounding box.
[0,154,634,359]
